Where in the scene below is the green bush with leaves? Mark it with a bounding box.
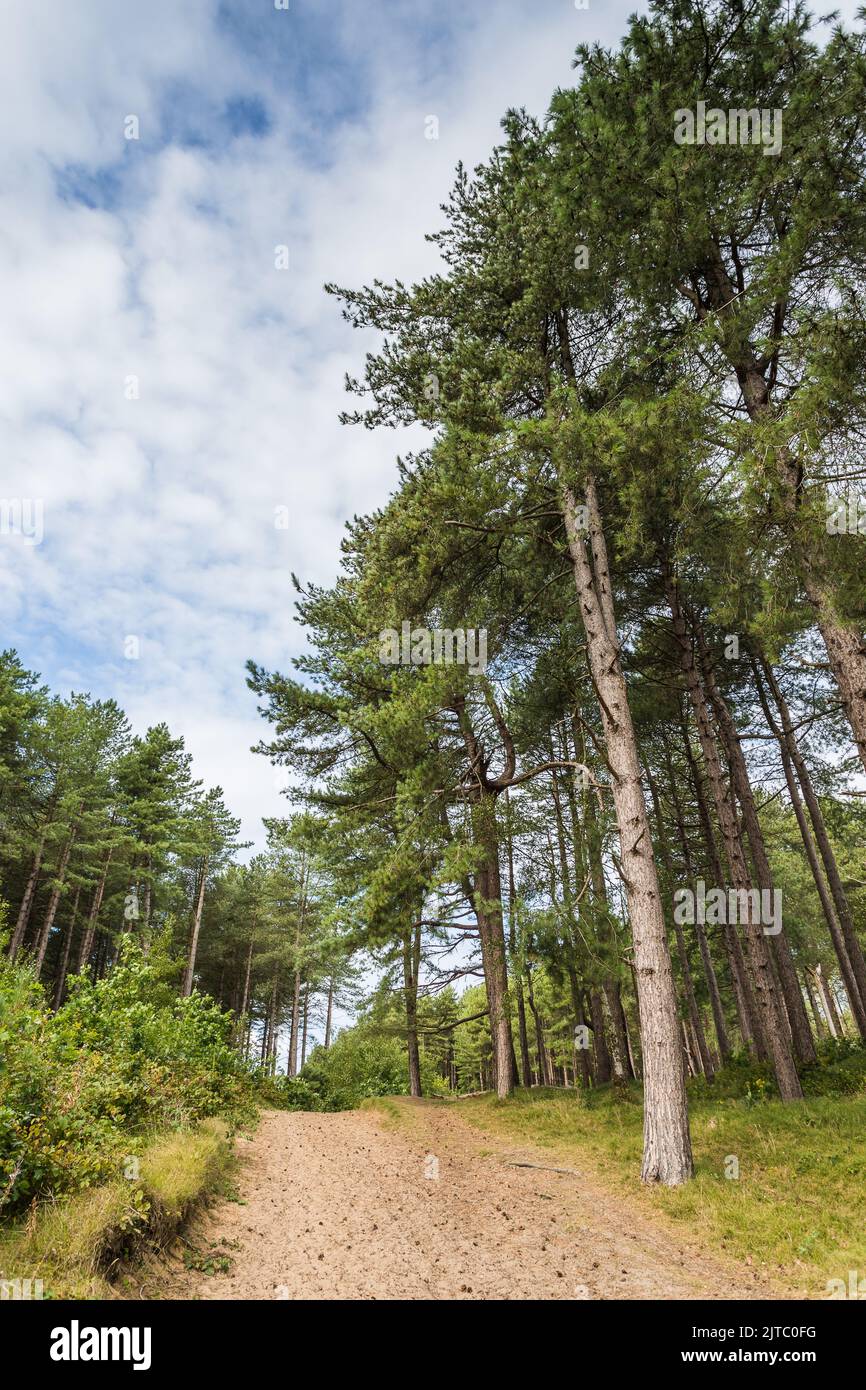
[299,1029,410,1110]
[0,932,255,1215]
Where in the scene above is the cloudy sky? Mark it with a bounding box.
[1,0,857,851]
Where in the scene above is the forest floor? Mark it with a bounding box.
[132,1099,782,1301]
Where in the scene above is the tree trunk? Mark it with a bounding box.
[706,263,866,776]
[52,885,81,1010]
[761,656,866,1019]
[681,713,764,1056]
[9,827,48,960]
[813,964,843,1038]
[666,573,801,1098]
[35,829,76,973]
[467,789,515,1099]
[301,983,309,1069]
[76,846,114,974]
[562,480,692,1183]
[803,970,827,1039]
[665,744,732,1063]
[504,789,533,1088]
[402,921,422,1097]
[696,633,816,1064]
[753,658,866,1039]
[324,977,334,1049]
[526,969,551,1085]
[646,768,715,1081]
[182,855,208,997]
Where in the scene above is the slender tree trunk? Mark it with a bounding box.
[814,964,843,1038]
[76,846,113,974]
[665,746,732,1062]
[589,989,612,1083]
[289,968,302,1077]
[696,633,816,1064]
[35,829,76,973]
[753,658,866,1038]
[52,885,81,1010]
[324,977,334,1049]
[570,974,593,1086]
[803,970,827,1039]
[761,657,866,1018]
[681,713,763,1056]
[402,921,422,1097]
[562,480,692,1182]
[582,783,630,1079]
[182,855,208,997]
[706,265,866,775]
[526,969,550,1085]
[646,768,715,1081]
[466,786,515,1099]
[301,983,309,1069]
[9,827,48,960]
[504,788,533,1088]
[666,573,801,1098]
[239,938,254,1021]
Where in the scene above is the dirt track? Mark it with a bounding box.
[149,1100,778,1301]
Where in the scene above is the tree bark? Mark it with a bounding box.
[703,254,866,775]
[52,885,81,1010]
[647,768,715,1081]
[562,480,692,1182]
[182,854,208,997]
[76,845,114,975]
[504,788,533,1088]
[813,964,843,1038]
[666,573,801,1098]
[9,827,48,960]
[696,633,816,1064]
[761,657,866,1019]
[324,977,334,1049]
[35,828,76,973]
[665,743,732,1062]
[402,921,422,1097]
[752,657,866,1038]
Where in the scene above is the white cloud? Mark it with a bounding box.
[7,0,852,849]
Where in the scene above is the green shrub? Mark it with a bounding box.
[0,935,255,1215]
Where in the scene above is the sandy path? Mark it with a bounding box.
[150,1100,776,1301]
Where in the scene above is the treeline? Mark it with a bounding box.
[0,650,355,1063]
[246,0,866,1184]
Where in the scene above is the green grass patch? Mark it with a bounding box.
[456,1074,866,1297]
[0,1117,235,1299]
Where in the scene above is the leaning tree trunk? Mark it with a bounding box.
[680,711,764,1057]
[9,828,48,960]
[562,479,692,1183]
[705,258,866,776]
[181,855,208,997]
[52,885,81,1010]
[813,964,843,1038]
[76,845,113,975]
[753,658,866,1038]
[647,769,715,1081]
[35,829,76,973]
[761,656,866,1017]
[664,744,732,1062]
[666,573,801,1099]
[696,633,816,1064]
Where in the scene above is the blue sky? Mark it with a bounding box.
[1,0,859,852]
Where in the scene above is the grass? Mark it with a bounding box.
[0,1118,236,1299]
[454,1072,866,1297]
